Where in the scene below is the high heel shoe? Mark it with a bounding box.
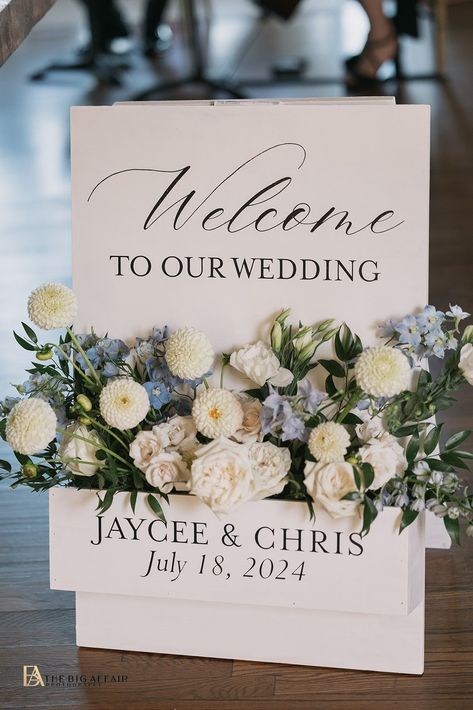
[345,32,400,87]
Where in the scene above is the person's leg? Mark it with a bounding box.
[143,0,172,56]
[349,0,398,79]
[79,0,129,53]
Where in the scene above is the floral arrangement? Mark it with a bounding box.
[1,283,473,544]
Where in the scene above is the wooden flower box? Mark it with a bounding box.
[49,487,425,674]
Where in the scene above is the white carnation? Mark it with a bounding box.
[248,441,291,500]
[59,423,102,477]
[27,283,77,330]
[459,343,473,385]
[308,421,350,463]
[144,451,188,493]
[355,346,410,398]
[189,438,253,515]
[99,378,150,430]
[6,398,57,455]
[304,460,360,519]
[359,433,407,489]
[230,341,293,387]
[192,388,243,439]
[165,327,214,380]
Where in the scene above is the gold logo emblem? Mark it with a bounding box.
[23,665,45,687]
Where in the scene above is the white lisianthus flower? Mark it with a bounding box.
[232,396,262,443]
[27,283,77,330]
[192,388,243,439]
[459,343,473,385]
[304,460,360,519]
[129,427,170,472]
[308,421,350,463]
[355,346,410,398]
[229,341,293,387]
[165,327,214,380]
[99,378,150,431]
[248,441,291,500]
[189,438,253,515]
[156,415,197,448]
[144,451,188,493]
[355,414,386,443]
[59,423,102,477]
[359,433,407,490]
[6,398,57,455]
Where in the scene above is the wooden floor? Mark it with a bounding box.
[0,1,473,707]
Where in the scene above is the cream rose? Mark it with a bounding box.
[459,343,473,385]
[248,441,291,500]
[359,433,407,490]
[189,438,253,515]
[144,451,188,493]
[304,460,360,519]
[129,427,170,472]
[355,414,386,443]
[230,341,293,387]
[232,396,262,444]
[59,423,102,477]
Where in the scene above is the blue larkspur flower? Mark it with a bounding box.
[298,379,324,415]
[424,329,449,358]
[143,381,172,409]
[395,315,422,349]
[260,390,307,442]
[378,319,397,339]
[416,305,445,333]
[446,305,469,320]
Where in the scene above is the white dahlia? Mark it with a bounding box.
[27,283,77,330]
[165,327,214,380]
[99,378,150,431]
[6,398,57,455]
[308,421,350,463]
[192,388,244,439]
[354,346,410,398]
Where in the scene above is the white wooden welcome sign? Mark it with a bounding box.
[50,97,435,673]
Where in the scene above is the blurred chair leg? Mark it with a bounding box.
[434,0,447,77]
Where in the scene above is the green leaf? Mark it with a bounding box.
[361,496,378,536]
[325,375,337,398]
[0,459,12,472]
[399,508,419,533]
[341,491,361,501]
[425,457,453,472]
[440,451,469,470]
[21,322,38,343]
[423,424,442,456]
[406,433,420,464]
[147,494,166,522]
[443,516,460,545]
[130,490,137,514]
[335,325,354,362]
[343,413,363,425]
[95,449,107,461]
[455,450,473,460]
[98,488,115,515]
[392,424,418,437]
[360,462,374,489]
[445,430,471,451]
[13,331,37,351]
[352,466,361,490]
[417,369,432,387]
[132,467,144,490]
[318,359,346,378]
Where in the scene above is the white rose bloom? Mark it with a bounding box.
[27,282,77,330]
[459,343,473,385]
[129,427,170,472]
[359,433,407,490]
[6,398,57,455]
[99,378,150,431]
[355,346,410,398]
[159,415,197,448]
[59,423,102,477]
[232,396,262,443]
[144,451,188,493]
[308,421,350,463]
[248,441,291,500]
[304,460,360,519]
[230,341,293,387]
[189,438,253,515]
[192,388,243,439]
[355,414,386,443]
[165,327,214,380]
